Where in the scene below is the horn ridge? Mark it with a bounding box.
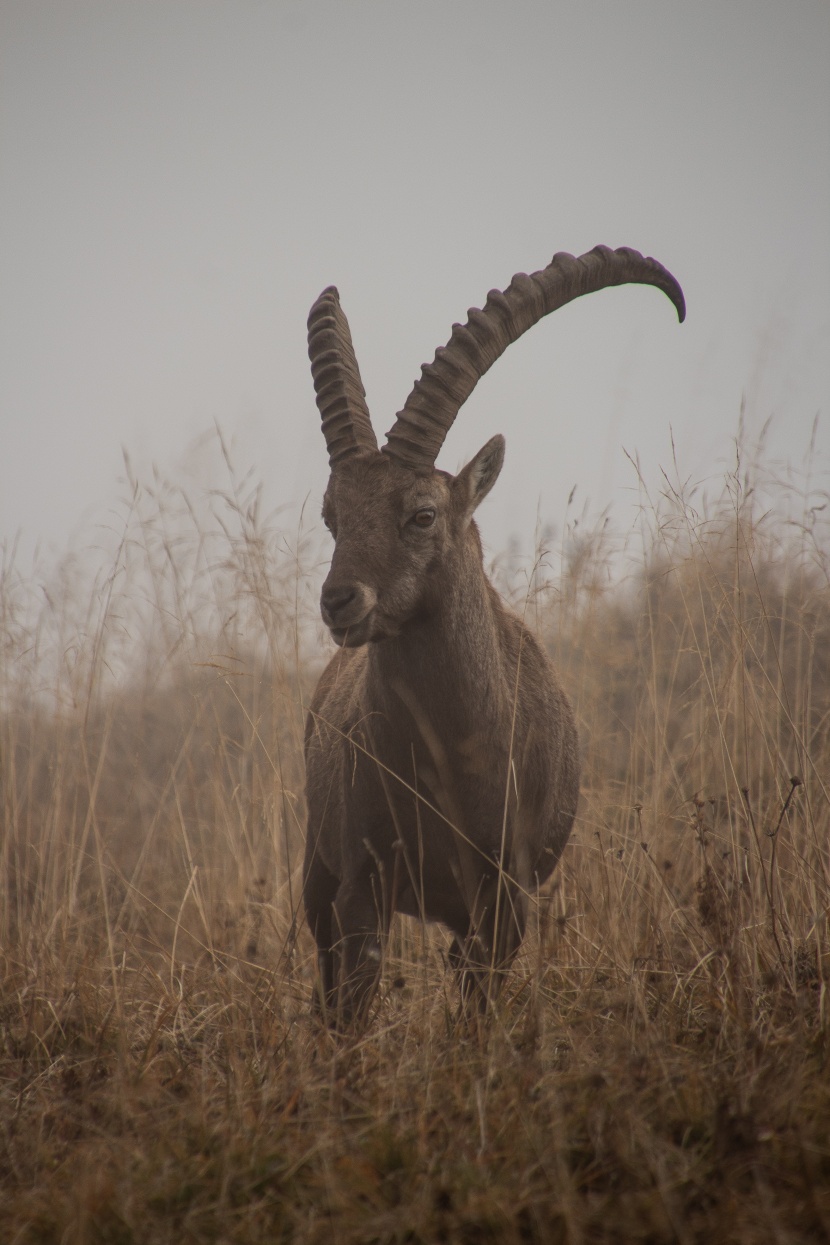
[382,245,685,470]
[308,286,378,465]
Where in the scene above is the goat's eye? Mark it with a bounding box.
[412,508,436,528]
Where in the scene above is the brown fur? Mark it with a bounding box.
[303,445,580,1023]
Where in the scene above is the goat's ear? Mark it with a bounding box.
[453,435,505,517]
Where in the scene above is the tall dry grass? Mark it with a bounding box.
[1,428,829,1243]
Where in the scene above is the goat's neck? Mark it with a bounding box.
[370,543,506,733]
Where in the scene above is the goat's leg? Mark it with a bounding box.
[448,934,485,1009]
[332,875,385,1026]
[451,872,528,1012]
[303,852,339,1019]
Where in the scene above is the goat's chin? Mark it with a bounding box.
[329,628,366,648]
[328,614,399,647]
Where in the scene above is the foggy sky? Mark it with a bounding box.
[2,0,828,568]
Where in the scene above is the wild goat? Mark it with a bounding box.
[303,244,685,1024]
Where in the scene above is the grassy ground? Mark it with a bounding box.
[2,438,829,1242]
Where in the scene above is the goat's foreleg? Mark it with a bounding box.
[332,874,385,1027]
[303,852,339,1019]
[451,870,527,1012]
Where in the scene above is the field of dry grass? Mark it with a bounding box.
[2,433,830,1243]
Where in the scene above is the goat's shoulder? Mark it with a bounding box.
[493,596,553,672]
[494,599,571,718]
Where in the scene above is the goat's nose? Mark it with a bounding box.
[321,583,357,621]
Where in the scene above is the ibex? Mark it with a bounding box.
[303,245,685,1024]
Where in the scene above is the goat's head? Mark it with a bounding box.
[316,442,504,647]
[308,246,685,647]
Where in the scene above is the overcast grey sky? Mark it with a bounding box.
[2,0,828,568]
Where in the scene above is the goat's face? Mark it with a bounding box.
[319,437,504,647]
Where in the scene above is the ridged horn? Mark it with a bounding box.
[308,286,378,465]
[382,245,685,470]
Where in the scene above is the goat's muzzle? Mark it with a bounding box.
[320,580,379,647]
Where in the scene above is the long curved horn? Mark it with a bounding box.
[382,245,685,471]
[308,287,378,465]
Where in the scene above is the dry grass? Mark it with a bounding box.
[2,431,830,1243]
